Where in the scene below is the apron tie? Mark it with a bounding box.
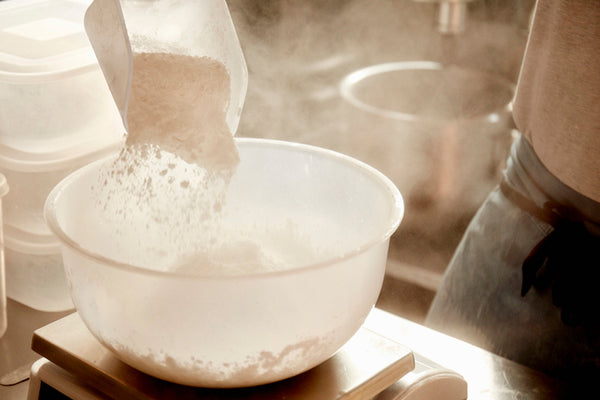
[500,180,600,327]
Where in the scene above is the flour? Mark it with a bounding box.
[94,51,317,276]
[127,52,239,175]
[173,219,326,277]
[106,332,330,387]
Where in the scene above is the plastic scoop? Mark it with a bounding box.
[83,0,132,130]
[83,0,247,168]
[83,0,247,139]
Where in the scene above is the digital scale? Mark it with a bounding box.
[27,311,467,400]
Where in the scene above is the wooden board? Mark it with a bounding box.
[32,312,414,400]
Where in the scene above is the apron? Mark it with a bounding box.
[426,135,600,386]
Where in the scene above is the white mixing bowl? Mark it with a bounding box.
[44,138,403,387]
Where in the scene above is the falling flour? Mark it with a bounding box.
[93,51,322,276]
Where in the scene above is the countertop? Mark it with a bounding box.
[1,299,566,399]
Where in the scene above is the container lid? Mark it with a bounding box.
[0,0,97,81]
[3,223,61,255]
[0,136,123,172]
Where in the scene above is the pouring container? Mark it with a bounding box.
[44,138,404,388]
[119,0,247,135]
[84,0,248,138]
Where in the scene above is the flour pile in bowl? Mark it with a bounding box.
[93,52,323,276]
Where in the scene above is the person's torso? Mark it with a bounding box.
[512,0,600,202]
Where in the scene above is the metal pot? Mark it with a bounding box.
[340,61,514,228]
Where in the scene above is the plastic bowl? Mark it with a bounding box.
[44,138,403,388]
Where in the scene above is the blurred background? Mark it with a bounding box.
[228,0,535,323]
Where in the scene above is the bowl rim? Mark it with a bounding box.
[339,60,515,124]
[44,137,404,280]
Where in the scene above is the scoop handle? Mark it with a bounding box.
[84,0,132,130]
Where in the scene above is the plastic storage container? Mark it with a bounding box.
[0,0,124,237]
[0,174,9,337]
[0,144,122,238]
[0,0,124,156]
[3,225,71,312]
[0,0,125,312]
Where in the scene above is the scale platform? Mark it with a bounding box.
[29,312,467,399]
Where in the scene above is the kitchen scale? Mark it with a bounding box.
[27,310,467,399]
